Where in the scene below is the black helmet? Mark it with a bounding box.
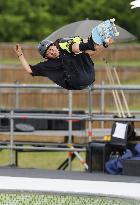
[38,39,53,57]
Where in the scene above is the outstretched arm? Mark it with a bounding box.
[71,38,113,56]
[14,44,32,74]
[86,38,113,57]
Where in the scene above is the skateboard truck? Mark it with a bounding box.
[110,18,120,37]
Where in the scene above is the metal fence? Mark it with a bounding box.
[0,83,140,169]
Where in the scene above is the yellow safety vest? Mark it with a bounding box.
[59,36,82,53]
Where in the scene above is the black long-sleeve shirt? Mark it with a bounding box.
[30,41,95,90]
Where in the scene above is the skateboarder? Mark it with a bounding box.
[14,36,113,90]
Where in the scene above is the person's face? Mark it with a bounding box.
[45,45,59,59]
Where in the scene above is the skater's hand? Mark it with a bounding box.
[14,44,23,57]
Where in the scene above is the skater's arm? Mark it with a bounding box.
[14,44,33,74]
[86,38,113,57]
[86,44,105,57]
[71,38,113,56]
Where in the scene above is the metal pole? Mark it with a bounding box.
[113,66,131,117]
[0,145,86,152]
[107,65,125,117]
[1,113,89,120]
[100,81,105,128]
[15,81,20,109]
[105,60,122,117]
[88,85,93,142]
[1,113,140,121]
[10,110,15,166]
[68,90,73,143]
[68,90,73,171]
[0,83,140,91]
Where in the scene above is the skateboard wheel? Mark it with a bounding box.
[115,32,119,37]
[110,18,115,22]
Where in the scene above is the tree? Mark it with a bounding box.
[0,0,139,42]
[67,0,140,39]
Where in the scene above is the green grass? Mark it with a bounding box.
[122,78,140,84]
[0,193,139,205]
[0,149,85,171]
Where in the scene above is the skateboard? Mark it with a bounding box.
[92,18,119,45]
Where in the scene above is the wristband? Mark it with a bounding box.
[79,36,95,52]
[103,42,108,48]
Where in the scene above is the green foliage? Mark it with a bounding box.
[0,193,139,205]
[0,0,139,42]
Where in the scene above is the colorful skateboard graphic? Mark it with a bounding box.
[92,18,119,45]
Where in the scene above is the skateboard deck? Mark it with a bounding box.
[92,18,119,45]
